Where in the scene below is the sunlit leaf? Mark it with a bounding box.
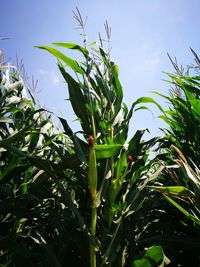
[95,144,122,159]
[36,45,84,73]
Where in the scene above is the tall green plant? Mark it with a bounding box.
[36,22,163,265]
[152,67,200,226]
[0,59,73,266]
[146,56,200,266]
[0,14,172,266]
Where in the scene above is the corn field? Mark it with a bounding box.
[0,16,200,267]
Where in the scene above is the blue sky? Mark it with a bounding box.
[1,0,200,138]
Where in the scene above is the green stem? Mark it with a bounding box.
[109,121,114,178]
[88,143,98,267]
[90,205,97,267]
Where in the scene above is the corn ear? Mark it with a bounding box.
[88,145,98,199]
[109,178,122,205]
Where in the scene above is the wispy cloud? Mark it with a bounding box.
[136,43,161,74]
[38,69,60,87]
[50,72,60,86]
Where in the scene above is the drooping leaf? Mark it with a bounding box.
[36,45,84,73]
[73,134,87,163]
[128,129,146,153]
[59,116,73,138]
[52,42,89,57]
[133,96,165,114]
[164,195,200,225]
[58,64,91,134]
[149,185,194,197]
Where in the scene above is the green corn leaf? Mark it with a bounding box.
[73,134,87,163]
[88,41,97,46]
[125,96,164,127]
[58,64,91,134]
[150,90,170,100]
[116,151,127,179]
[101,217,123,265]
[95,74,113,105]
[132,258,152,267]
[0,141,26,158]
[180,83,200,96]
[112,64,123,114]
[25,156,96,244]
[28,132,40,153]
[109,178,122,204]
[52,42,89,57]
[149,185,194,197]
[133,96,165,113]
[36,45,84,74]
[134,106,152,113]
[132,245,170,267]
[0,137,90,239]
[144,246,164,263]
[158,115,171,124]
[59,116,73,138]
[128,129,146,153]
[99,47,109,66]
[164,195,200,225]
[183,87,196,103]
[95,144,123,159]
[190,99,200,116]
[50,142,78,169]
[0,128,28,145]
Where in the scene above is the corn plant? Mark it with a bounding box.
[0,37,163,266]
[35,26,165,265]
[151,61,200,226]
[153,73,200,165]
[0,15,170,266]
[146,55,200,266]
[0,47,163,266]
[0,59,74,266]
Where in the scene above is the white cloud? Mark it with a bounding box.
[38,69,60,87]
[138,42,162,74]
[50,72,60,86]
[133,48,161,75]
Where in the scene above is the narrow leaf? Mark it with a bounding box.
[52,42,89,57]
[36,45,83,73]
[164,195,200,225]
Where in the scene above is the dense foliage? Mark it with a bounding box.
[0,24,200,267]
[0,62,73,266]
[136,69,200,266]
